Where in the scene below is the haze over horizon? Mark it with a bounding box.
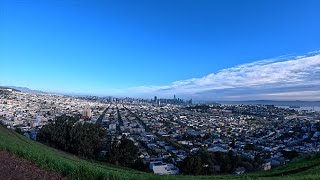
[1,0,320,101]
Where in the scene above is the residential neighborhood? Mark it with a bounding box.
[1,88,320,175]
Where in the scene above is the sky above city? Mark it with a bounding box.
[1,0,320,100]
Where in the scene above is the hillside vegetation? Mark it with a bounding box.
[0,125,320,180]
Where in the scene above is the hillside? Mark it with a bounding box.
[0,150,65,179]
[0,126,320,180]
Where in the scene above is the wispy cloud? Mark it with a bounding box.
[127,52,320,100]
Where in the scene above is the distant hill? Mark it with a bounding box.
[1,125,320,179]
[2,86,47,94]
[218,100,320,107]
[0,86,86,96]
[0,86,20,92]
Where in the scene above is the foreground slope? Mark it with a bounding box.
[0,150,65,179]
[0,126,320,180]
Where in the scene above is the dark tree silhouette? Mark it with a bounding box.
[107,136,139,168]
[37,115,106,159]
[180,155,202,175]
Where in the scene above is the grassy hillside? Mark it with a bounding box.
[0,125,320,180]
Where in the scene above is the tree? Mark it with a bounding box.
[180,155,202,175]
[230,139,236,149]
[281,150,299,160]
[179,150,258,175]
[37,115,106,159]
[244,143,255,151]
[15,128,23,135]
[37,115,77,150]
[107,136,139,167]
[69,122,106,158]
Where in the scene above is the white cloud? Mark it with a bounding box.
[127,52,320,100]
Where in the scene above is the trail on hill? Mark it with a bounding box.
[0,150,66,180]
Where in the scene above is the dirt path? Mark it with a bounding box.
[0,150,66,180]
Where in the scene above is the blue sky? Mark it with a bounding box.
[1,0,320,100]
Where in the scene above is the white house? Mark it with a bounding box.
[150,162,179,175]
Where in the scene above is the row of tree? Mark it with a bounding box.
[38,115,106,158]
[179,150,258,175]
[37,115,143,169]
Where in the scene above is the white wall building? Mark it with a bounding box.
[150,162,179,175]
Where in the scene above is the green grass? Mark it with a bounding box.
[0,125,319,180]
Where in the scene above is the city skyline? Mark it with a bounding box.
[1,0,320,100]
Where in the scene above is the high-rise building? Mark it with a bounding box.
[82,104,92,118]
[174,95,176,100]
[154,96,158,102]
